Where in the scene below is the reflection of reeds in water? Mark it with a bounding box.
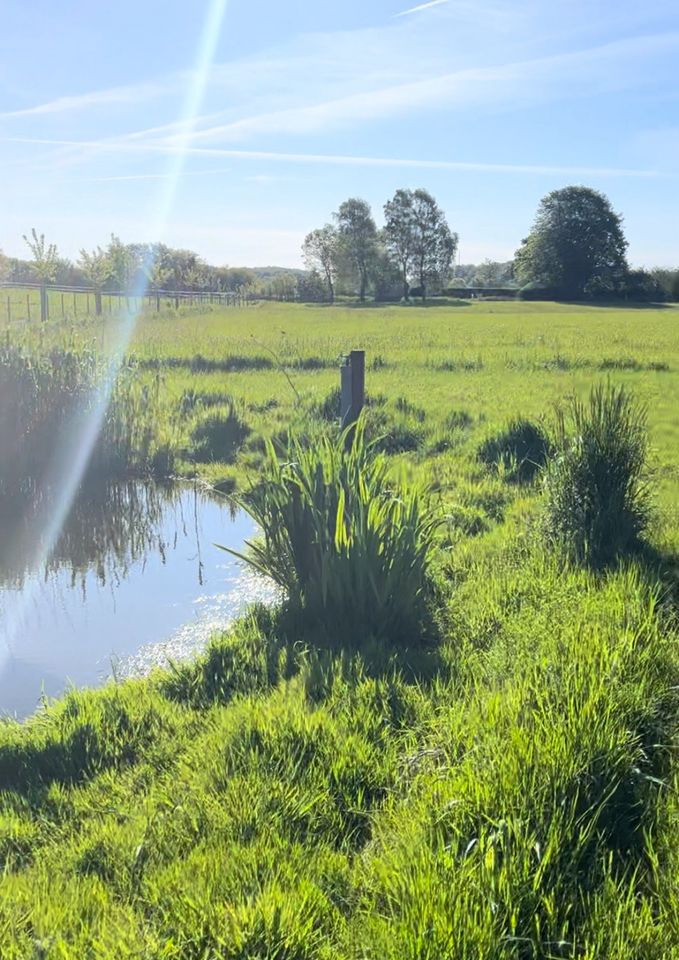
[0,346,176,500]
[0,345,182,587]
[0,482,183,590]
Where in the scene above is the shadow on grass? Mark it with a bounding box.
[561,300,673,310]
[635,542,679,610]
[309,298,471,309]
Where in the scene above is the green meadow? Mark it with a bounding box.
[2,298,679,957]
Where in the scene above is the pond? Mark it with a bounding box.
[0,483,277,719]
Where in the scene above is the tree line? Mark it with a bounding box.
[0,233,264,305]
[2,185,678,310]
[303,185,679,303]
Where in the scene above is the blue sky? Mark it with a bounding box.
[1,0,678,268]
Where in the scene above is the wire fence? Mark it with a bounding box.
[0,282,251,323]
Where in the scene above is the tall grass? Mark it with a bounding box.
[228,420,438,646]
[543,382,652,566]
[0,346,176,501]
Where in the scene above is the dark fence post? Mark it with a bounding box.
[340,350,365,429]
[27,293,31,322]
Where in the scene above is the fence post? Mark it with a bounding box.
[73,292,77,316]
[340,350,365,428]
[61,293,65,318]
[27,294,31,322]
[39,284,48,322]
[6,297,10,323]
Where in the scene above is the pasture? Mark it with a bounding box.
[1,298,679,957]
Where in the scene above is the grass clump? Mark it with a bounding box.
[228,419,438,646]
[543,382,652,567]
[478,416,550,483]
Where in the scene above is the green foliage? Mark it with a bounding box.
[478,416,550,483]
[230,420,438,645]
[515,186,629,299]
[543,382,652,566]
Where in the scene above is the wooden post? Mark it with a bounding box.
[73,292,77,316]
[340,350,365,428]
[27,294,31,321]
[6,296,10,323]
[39,285,48,322]
[61,293,65,318]
[86,293,90,315]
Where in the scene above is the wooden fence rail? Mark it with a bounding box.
[0,283,251,323]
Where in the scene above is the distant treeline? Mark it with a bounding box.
[3,185,678,307]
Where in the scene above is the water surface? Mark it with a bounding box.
[0,483,274,719]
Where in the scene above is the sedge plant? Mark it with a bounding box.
[224,418,439,647]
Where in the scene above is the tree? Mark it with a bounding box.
[107,234,137,292]
[650,267,679,302]
[410,189,457,300]
[514,186,628,300]
[383,189,417,300]
[302,225,338,302]
[621,269,666,303]
[297,270,328,303]
[78,247,112,315]
[334,198,378,302]
[217,267,257,291]
[23,228,59,320]
[372,240,403,302]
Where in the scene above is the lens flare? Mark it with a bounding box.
[2,0,229,681]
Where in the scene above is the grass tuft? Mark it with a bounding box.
[543,382,652,566]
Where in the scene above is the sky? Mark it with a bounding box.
[1,0,678,269]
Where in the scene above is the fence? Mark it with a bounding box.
[0,282,251,323]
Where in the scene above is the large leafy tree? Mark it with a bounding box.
[411,190,457,300]
[383,189,416,301]
[514,186,628,299]
[334,198,378,302]
[384,188,457,301]
[302,225,338,302]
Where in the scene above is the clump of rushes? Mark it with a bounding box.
[543,382,651,567]
[226,418,438,646]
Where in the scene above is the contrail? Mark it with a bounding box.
[396,0,450,17]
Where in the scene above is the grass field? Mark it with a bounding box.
[1,299,679,957]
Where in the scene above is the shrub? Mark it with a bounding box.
[226,420,438,646]
[478,417,550,483]
[543,383,651,566]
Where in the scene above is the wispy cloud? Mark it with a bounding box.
[128,31,679,150]
[0,81,173,120]
[1,137,661,178]
[396,0,450,17]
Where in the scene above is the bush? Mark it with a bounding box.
[227,420,438,646]
[543,383,651,566]
[478,417,550,483]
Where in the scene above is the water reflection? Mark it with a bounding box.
[0,483,274,719]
